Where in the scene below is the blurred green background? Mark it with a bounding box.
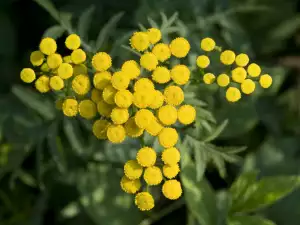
[1,0,300,224]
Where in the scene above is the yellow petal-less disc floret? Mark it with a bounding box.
[107,124,126,143]
[49,76,64,91]
[134,78,155,92]
[124,117,144,138]
[145,118,163,136]
[200,37,216,52]
[217,74,230,87]
[71,49,86,64]
[97,100,114,117]
[35,75,50,93]
[58,63,73,79]
[92,52,112,71]
[111,71,130,90]
[147,28,162,44]
[124,160,143,180]
[133,91,155,109]
[30,50,44,66]
[72,75,90,95]
[121,60,140,79]
[152,66,171,84]
[241,79,256,94]
[152,43,171,62]
[140,52,158,71]
[91,89,103,103]
[62,98,78,117]
[135,109,154,129]
[120,176,141,194]
[65,34,81,50]
[39,37,57,55]
[143,166,163,185]
[47,53,63,69]
[170,64,190,85]
[158,128,178,148]
[63,55,72,64]
[259,74,272,88]
[163,164,180,179]
[115,90,133,108]
[135,192,154,211]
[177,105,196,125]
[220,50,236,65]
[149,90,164,109]
[161,147,180,165]
[235,53,249,67]
[226,87,241,102]
[130,32,150,52]
[136,147,156,167]
[92,119,110,139]
[169,37,190,58]
[247,63,261,77]
[111,108,129,125]
[232,67,247,83]
[164,85,184,106]
[20,68,36,83]
[203,73,216,84]
[196,55,210,68]
[93,71,112,90]
[102,84,118,105]
[73,64,88,76]
[78,100,97,119]
[158,105,177,126]
[162,180,182,200]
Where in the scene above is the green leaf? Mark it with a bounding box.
[43,25,65,39]
[33,0,60,21]
[227,215,276,225]
[77,5,95,39]
[203,119,228,142]
[194,145,208,181]
[216,191,231,225]
[161,12,178,31]
[63,118,85,155]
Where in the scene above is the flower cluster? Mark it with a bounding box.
[196,38,273,102]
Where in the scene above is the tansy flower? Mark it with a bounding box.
[71,49,86,64]
[203,73,216,84]
[72,75,90,95]
[124,159,143,180]
[35,75,50,93]
[235,53,249,67]
[49,76,64,91]
[162,180,182,200]
[92,52,112,71]
[196,55,210,68]
[158,105,178,126]
[30,50,44,66]
[111,71,130,90]
[135,192,154,211]
[62,98,78,117]
[226,87,241,102]
[120,176,141,194]
[152,66,171,84]
[161,147,180,165]
[140,52,158,71]
[130,32,150,52]
[133,91,155,109]
[145,118,163,136]
[143,166,163,185]
[200,37,216,52]
[63,55,72,64]
[91,88,103,103]
[170,64,190,85]
[121,60,140,79]
[136,147,156,167]
[217,74,230,87]
[78,100,97,119]
[110,108,129,125]
[47,53,63,69]
[114,90,133,108]
[158,128,178,148]
[220,50,236,65]
[259,74,272,88]
[149,90,164,109]
[20,68,36,83]
[163,164,180,179]
[177,105,196,125]
[169,37,190,58]
[92,119,110,139]
[247,63,261,77]
[152,43,171,62]
[124,117,144,138]
[102,84,118,104]
[93,71,112,90]
[57,63,73,79]
[134,78,155,92]
[65,34,81,50]
[147,28,161,44]
[97,100,114,117]
[39,37,57,55]
[241,79,255,94]
[73,64,88,76]
[164,85,184,106]
[107,124,126,143]
[231,67,247,83]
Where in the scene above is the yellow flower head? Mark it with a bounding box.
[134,78,155,92]
[226,87,241,102]
[235,53,249,67]
[35,75,50,93]
[152,43,171,62]
[130,32,150,52]
[217,74,230,87]
[91,88,103,103]
[149,90,164,109]
[232,67,247,83]
[259,74,272,88]
[143,166,163,185]
[120,176,141,194]
[162,179,182,200]
[178,105,196,125]
[158,128,178,148]
[170,64,190,85]
[71,49,86,64]
[102,84,118,105]
[203,73,216,84]
[161,147,180,165]
[115,90,133,108]
[93,71,112,90]
[135,109,154,129]
[196,55,210,68]
[111,71,130,90]
[107,124,126,143]
[73,64,88,76]
[92,119,110,139]
[220,50,236,65]
[72,75,90,95]
[47,53,63,69]
[200,37,216,52]
[124,159,143,180]
[49,76,64,91]
[111,108,129,124]
[79,99,97,119]
[169,37,190,58]
[164,85,184,106]
[136,147,156,167]
[20,68,36,83]
[145,118,163,136]
[97,100,113,117]
[58,63,73,79]
[124,117,144,138]
[247,63,261,77]
[158,105,177,126]
[62,98,78,117]
[147,28,162,44]
[30,50,44,66]
[63,55,72,64]
[152,66,171,84]
[121,60,140,79]
[163,164,180,179]
[140,52,158,71]
[241,79,255,94]
[92,52,112,71]
[133,91,155,109]
[39,37,57,55]
[65,34,81,50]
[135,192,154,211]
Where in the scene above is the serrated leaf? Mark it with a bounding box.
[203,119,228,142]
[194,146,208,181]
[147,17,158,28]
[77,5,95,39]
[33,0,60,21]
[43,25,65,39]
[110,32,133,57]
[211,155,226,178]
[227,215,276,225]
[216,191,231,225]
[63,118,85,155]
[268,16,300,41]
[161,12,178,31]
[59,12,73,31]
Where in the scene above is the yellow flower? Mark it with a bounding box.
[170,64,190,85]
[163,164,180,179]
[92,119,110,139]
[47,53,63,69]
[235,53,249,67]
[20,68,36,83]
[226,87,241,102]
[143,166,163,185]
[259,74,272,88]
[57,63,73,79]
[72,75,90,95]
[65,34,81,50]
[63,55,72,64]
[158,128,178,148]
[102,84,118,104]
[78,99,97,119]
[200,37,216,52]
[71,49,86,64]
[111,71,130,90]
[124,117,144,138]
[241,79,255,94]
[120,176,141,194]
[149,90,164,109]
[124,160,143,180]
[140,52,158,71]
[145,118,163,136]
[196,55,210,68]
[97,100,113,117]
[62,98,78,117]
[107,124,126,143]
[91,88,103,103]
[135,192,154,211]
[147,28,161,44]
[152,66,171,84]
[35,75,50,93]
[133,91,155,109]
[130,32,150,52]
[164,85,184,106]
[134,78,155,92]
[158,105,177,126]
[169,37,190,58]
[217,74,230,87]
[92,52,112,71]
[93,71,112,90]
[161,147,180,165]
[49,76,64,91]
[135,109,154,129]
[30,50,44,66]
[39,37,57,55]
[220,50,236,65]
[73,64,88,76]
[111,108,129,124]
[247,63,261,77]
[203,73,215,84]
[152,43,171,62]
[177,105,196,125]
[232,67,247,83]
[121,60,140,79]
[136,147,156,167]
[41,63,50,72]
[162,180,182,200]
[114,90,133,108]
